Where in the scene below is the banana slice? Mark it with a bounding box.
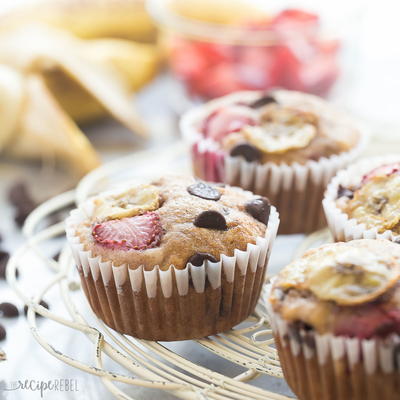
[94,184,160,220]
[346,174,400,234]
[243,106,317,154]
[307,248,400,305]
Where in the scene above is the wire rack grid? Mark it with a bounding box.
[6,145,327,400]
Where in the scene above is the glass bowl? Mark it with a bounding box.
[148,0,362,101]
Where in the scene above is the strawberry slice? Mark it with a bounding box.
[334,305,400,339]
[361,163,400,184]
[202,105,257,142]
[92,212,162,250]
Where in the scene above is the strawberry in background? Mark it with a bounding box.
[168,8,340,99]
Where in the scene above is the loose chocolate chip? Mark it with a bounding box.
[187,253,218,267]
[53,251,61,262]
[0,251,10,280]
[8,182,37,227]
[24,300,49,317]
[194,210,227,230]
[249,94,277,109]
[187,182,221,201]
[395,238,400,245]
[230,143,261,162]
[0,302,19,318]
[337,184,354,199]
[245,197,271,225]
[0,324,6,341]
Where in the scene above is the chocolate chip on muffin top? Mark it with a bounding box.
[76,176,270,270]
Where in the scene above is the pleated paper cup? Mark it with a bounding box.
[267,305,400,400]
[181,91,368,234]
[323,155,400,243]
[65,202,279,341]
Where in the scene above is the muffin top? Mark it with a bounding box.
[75,176,270,270]
[198,90,360,165]
[335,162,400,235]
[269,239,400,338]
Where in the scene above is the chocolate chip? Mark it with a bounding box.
[194,210,227,230]
[53,251,61,262]
[24,300,49,317]
[187,253,218,266]
[337,184,354,199]
[0,302,19,318]
[0,251,10,280]
[230,143,261,162]
[8,182,37,227]
[0,324,6,341]
[187,182,221,201]
[245,197,271,225]
[249,94,277,109]
[395,238,400,245]
[288,321,314,344]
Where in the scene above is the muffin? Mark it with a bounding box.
[66,175,279,341]
[323,155,400,243]
[181,89,367,234]
[268,239,400,400]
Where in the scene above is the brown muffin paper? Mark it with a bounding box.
[266,299,400,400]
[323,155,400,243]
[181,91,368,234]
[65,205,279,341]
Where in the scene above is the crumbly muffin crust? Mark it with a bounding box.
[270,240,400,338]
[201,90,360,165]
[76,176,268,270]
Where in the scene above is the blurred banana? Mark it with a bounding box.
[8,75,101,176]
[0,0,160,124]
[0,0,157,43]
[0,65,24,150]
[0,24,158,176]
[44,39,159,123]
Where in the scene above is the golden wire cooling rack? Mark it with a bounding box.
[6,143,332,400]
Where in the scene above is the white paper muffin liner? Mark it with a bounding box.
[181,91,368,234]
[323,154,400,243]
[266,287,400,400]
[65,196,279,341]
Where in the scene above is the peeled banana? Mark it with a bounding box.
[43,39,159,123]
[0,0,157,43]
[0,24,158,176]
[0,0,160,125]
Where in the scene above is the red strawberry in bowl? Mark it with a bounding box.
[271,9,319,39]
[92,212,163,251]
[361,163,400,185]
[202,105,257,142]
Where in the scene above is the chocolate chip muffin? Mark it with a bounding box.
[66,176,279,340]
[268,239,400,400]
[324,155,400,242]
[181,90,366,234]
